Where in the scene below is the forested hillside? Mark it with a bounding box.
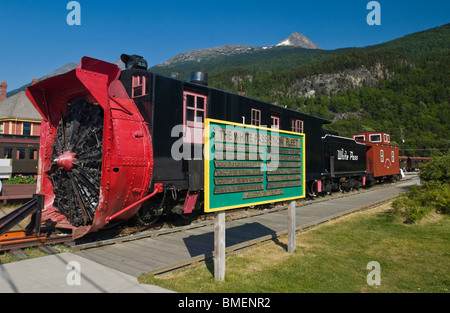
[207,24,450,157]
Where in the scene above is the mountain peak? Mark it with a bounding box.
[276,32,322,50]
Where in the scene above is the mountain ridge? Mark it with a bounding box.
[150,24,450,80]
[157,32,321,67]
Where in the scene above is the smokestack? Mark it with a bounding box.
[32,78,38,85]
[0,81,7,101]
[190,72,208,86]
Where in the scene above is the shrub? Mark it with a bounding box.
[3,176,37,184]
[419,154,450,183]
[392,154,450,223]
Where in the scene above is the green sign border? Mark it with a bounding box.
[204,119,305,213]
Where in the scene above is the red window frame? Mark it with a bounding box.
[132,75,147,98]
[251,109,261,126]
[291,119,303,133]
[183,91,207,144]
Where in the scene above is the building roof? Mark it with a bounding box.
[0,91,42,120]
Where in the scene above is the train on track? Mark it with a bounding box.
[25,54,400,239]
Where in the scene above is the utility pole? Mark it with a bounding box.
[400,128,404,156]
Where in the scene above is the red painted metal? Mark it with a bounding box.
[182,190,199,214]
[316,180,322,193]
[26,57,155,239]
[365,144,400,178]
[106,183,163,223]
[352,132,400,179]
[55,151,77,172]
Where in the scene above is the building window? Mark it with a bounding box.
[131,75,147,98]
[4,148,12,159]
[17,148,26,159]
[271,115,280,129]
[183,91,207,144]
[29,149,38,160]
[251,109,261,126]
[380,150,384,162]
[291,119,303,133]
[22,122,31,136]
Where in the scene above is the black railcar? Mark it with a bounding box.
[119,63,330,215]
[320,134,367,194]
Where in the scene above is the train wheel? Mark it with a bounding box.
[136,211,161,226]
[136,195,165,225]
[307,181,318,197]
[47,99,104,226]
[338,181,345,193]
[324,181,332,195]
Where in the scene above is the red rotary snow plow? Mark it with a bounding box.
[26,57,156,239]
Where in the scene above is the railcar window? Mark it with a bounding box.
[370,134,381,142]
[391,151,395,163]
[380,150,384,162]
[291,119,303,133]
[354,135,365,142]
[251,109,261,126]
[0,122,3,134]
[271,115,280,129]
[131,75,147,98]
[183,91,207,144]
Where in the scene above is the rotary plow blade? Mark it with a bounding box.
[26,57,155,239]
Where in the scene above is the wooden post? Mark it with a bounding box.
[287,200,296,253]
[214,211,226,281]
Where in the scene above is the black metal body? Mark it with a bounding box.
[320,134,367,193]
[119,70,330,193]
[321,134,367,178]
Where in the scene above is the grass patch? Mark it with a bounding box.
[138,203,450,293]
[0,244,71,265]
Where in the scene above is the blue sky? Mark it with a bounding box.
[0,0,449,91]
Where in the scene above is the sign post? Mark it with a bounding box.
[213,211,226,281]
[204,119,305,280]
[287,200,296,253]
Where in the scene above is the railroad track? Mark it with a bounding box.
[0,232,72,252]
[72,177,414,252]
[0,174,417,257]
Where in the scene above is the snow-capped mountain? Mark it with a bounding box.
[276,32,322,50]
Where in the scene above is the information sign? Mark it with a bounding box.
[204,119,305,212]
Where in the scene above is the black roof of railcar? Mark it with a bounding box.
[131,69,332,126]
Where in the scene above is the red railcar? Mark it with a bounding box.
[352,132,400,185]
